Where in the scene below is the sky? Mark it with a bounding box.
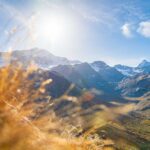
[0,0,150,66]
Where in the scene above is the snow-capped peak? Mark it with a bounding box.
[137,59,150,68]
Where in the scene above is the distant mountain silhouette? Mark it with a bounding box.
[0,48,149,98]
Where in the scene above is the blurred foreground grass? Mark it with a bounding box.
[0,63,149,150]
[0,64,106,150]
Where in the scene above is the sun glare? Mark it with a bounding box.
[36,12,68,43]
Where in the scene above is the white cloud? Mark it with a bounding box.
[137,21,150,38]
[121,23,133,38]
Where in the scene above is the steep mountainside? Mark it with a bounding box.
[91,61,125,85]
[138,60,150,68]
[114,64,141,76]
[117,74,150,97]
[53,63,114,93]
[115,60,150,76]
[74,63,114,93]
[0,48,80,68]
[51,65,88,88]
[29,69,81,99]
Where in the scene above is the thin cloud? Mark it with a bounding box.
[137,21,150,38]
[70,3,118,27]
[121,23,133,38]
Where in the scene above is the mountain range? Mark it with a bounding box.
[0,48,149,98]
[0,48,80,68]
[114,59,150,76]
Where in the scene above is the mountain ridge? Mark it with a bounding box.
[0,48,149,98]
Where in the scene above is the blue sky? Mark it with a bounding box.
[0,0,150,66]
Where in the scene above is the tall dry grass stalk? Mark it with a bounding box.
[0,64,103,150]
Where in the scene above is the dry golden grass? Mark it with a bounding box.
[0,64,105,150]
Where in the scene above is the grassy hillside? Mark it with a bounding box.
[0,64,149,150]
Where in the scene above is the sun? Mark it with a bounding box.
[35,12,67,43]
